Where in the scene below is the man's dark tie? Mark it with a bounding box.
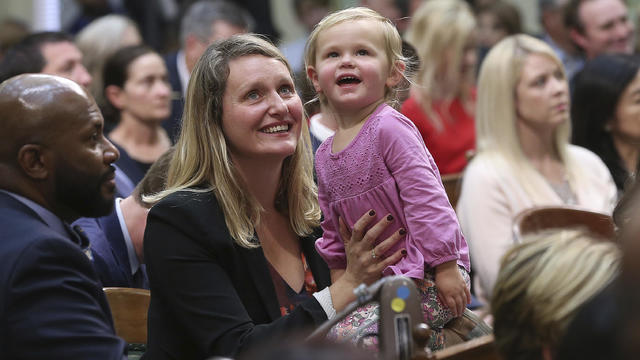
[66,224,94,261]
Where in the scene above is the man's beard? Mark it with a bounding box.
[55,165,116,218]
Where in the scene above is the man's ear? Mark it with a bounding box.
[306,65,322,93]
[17,144,49,180]
[105,85,125,110]
[569,28,589,52]
[386,60,406,88]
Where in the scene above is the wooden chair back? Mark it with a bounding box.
[512,206,615,242]
[432,335,498,360]
[103,287,150,344]
[441,173,463,209]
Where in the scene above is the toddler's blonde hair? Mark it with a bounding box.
[304,7,406,108]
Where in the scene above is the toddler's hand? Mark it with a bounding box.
[434,260,471,318]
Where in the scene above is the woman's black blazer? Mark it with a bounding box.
[142,190,331,359]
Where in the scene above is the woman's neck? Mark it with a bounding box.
[108,113,171,163]
[517,120,565,183]
[233,156,283,211]
[613,135,640,174]
[109,113,163,146]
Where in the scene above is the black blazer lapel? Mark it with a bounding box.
[240,245,282,321]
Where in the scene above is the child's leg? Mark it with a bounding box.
[415,266,471,350]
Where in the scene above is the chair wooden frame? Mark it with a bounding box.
[512,206,615,242]
[103,287,150,344]
[431,335,498,360]
[441,172,463,209]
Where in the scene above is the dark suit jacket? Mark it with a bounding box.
[143,190,331,359]
[0,192,127,359]
[163,52,184,143]
[73,207,148,289]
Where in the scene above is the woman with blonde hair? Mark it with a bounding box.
[400,0,478,174]
[76,14,142,124]
[456,34,617,309]
[492,228,620,359]
[143,34,405,359]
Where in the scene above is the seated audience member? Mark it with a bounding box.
[73,148,174,289]
[539,0,585,81]
[164,0,253,142]
[103,45,172,184]
[571,54,640,193]
[565,0,634,62]
[401,0,478,175]
[0,31,91,87]
[0,30,134,198]
[457,34,617,311]
[280,0,330,74]
[76,14,143,131]
[491,228,621,360]
[142,34,405,359]
[476,0,522,66]
[360,0,414,35]
[0,74,127,358]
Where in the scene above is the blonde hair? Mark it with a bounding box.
[76,15,141,109]
[474,34,583,201]
[405,0,477,132]
[491,228,620,359]
[304,7,406,108]
[147,34,320,248]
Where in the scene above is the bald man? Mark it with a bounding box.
[0,74,127,359]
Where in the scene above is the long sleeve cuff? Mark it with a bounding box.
[312,287,336,320]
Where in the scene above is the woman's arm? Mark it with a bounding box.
[456,159,513,301]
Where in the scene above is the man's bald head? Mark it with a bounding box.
[0,74,89,164]
[0,74,119,220]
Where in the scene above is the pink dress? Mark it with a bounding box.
[314,104,470,279]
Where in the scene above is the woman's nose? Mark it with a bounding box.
[268,93,289,115]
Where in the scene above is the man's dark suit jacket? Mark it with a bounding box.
[163,52,184,143]
[0,192,127,359]
[143,190,331,359]
[73,207,149,289]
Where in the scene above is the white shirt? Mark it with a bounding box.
[114,197,140,276]
[177,49,190,98]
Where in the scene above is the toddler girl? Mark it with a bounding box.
[305,7,471,349]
